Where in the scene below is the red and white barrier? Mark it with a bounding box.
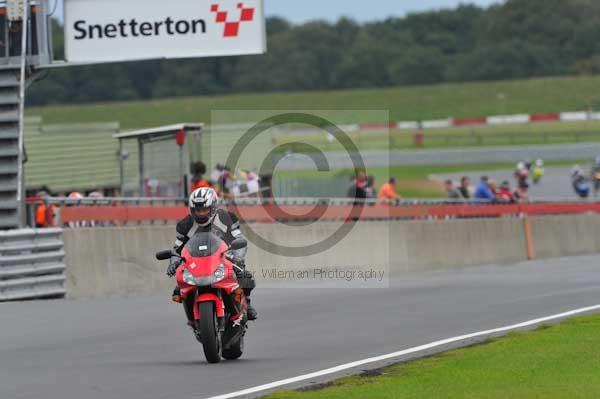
[384,110,600,131]
[486,114,530,126]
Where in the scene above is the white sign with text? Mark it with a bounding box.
[64,0,266,63]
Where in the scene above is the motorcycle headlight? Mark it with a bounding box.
[182,264,226,286]
[214,264,226,280]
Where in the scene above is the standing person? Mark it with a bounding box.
[444,180,462,200]
[378,177,400,202]
[34,191,55,228]
[365,175,376,199]
[513,181,530,203]
[348,171,368,202]
[474,176,495,202]
[496,181,514,203]
[459,176,471,199]
[190,162,210,192]
[488,179,498,198]
[348,171,368,221]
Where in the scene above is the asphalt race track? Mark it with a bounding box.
[2,255,600,399]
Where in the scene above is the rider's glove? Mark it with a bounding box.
[226,254,245,268]
[166,256,182,277]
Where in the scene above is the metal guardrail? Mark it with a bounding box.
[38,196,596,207]
[0,228,66,301]
[34,196,600,227]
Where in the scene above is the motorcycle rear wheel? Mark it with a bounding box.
[197,302,222,364]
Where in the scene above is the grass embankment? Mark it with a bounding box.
[275,121,600,151]
[267,312,600,399]
[29,75,600,129]
[275,160,581,198]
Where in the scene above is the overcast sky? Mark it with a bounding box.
[54,0,503,23]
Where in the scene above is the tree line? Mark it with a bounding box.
[28,0,600,106]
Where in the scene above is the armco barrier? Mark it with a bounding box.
[0,228,66,301]
[62,214,600,299]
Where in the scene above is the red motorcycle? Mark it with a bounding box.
[156,232,249,363]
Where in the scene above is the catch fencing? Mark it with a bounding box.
[0,228,66,301]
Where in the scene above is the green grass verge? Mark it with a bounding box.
[28,75,600,129]
[274,160,581,198]
[266,312,600,399]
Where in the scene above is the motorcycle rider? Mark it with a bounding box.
[514,161,529,186]
[571,165,591,198]
[532,159,545,184]
[167,188,258,321]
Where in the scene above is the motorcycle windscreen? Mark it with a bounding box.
[186,232,226,258]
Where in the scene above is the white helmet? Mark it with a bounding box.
[535,159,544,167]
[571,165,583,178]
[188,188,218,226]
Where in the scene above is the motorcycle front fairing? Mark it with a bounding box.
[175,232,241,318]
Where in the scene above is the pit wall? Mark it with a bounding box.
[63,214,600,299]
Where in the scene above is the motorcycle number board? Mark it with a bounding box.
[64,0,266,63]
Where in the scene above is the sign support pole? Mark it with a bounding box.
[15,0,30,227]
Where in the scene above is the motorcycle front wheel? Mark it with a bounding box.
[197,302,222,364]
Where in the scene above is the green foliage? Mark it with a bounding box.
[27,0,600,106]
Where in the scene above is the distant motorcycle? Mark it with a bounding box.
[571,167,591,199]
[156,233,249,364]
[532,159,545,184]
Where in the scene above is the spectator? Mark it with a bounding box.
[366,175,376,198]
[348,171,368,202]
[474,176,495,202]
[513,181,530,203]
[445,180,462,199]
[88,190,104,199]
[488,179,498,196]
[378,177,400,202]
[496,181,514,203]
[190,161,210,191]
[210,163,226,186]
[488,179,498,202]
[34,191,55,228]
[459,176,471,199]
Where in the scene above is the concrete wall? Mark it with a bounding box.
[530,213,600,259]
[63,215,598,299]
[395,218,528,272]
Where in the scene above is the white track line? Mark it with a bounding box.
[206,304,600,399]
